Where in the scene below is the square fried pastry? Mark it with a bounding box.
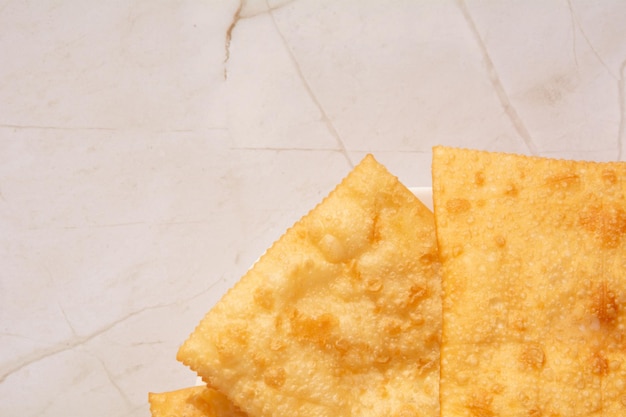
[177,155,441,417]
[149,385,247,417]
[433,146,626,417]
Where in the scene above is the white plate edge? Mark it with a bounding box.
[409,186,433,211]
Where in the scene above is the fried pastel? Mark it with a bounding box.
[433,146,626,417]
[148,385,247,417]
[178,155,441,417]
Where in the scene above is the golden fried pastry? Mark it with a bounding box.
[149,385,247,417]
[178,155,441,417]
[433,146,626,416]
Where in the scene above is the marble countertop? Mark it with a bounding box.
[1,1,625,416]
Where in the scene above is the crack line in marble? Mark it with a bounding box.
[0,276,227,384]
[242,0,296,20]
[266,2,353,168]
[223,1,243,80]
[130,340,167,347]
[58,302,79,338]
[223,0,296,80]
[0,124,119,132]
[567,0,617,80]
[456,0,538,156]
[0,303,170,384]
[35,392,58,417]
[231,147,434,156]
[0,124,227,133]
[230,146,346,152]
[618,59,626,161]
[23,219,210,231]
[92,353,133,407]
[566,0,579,69]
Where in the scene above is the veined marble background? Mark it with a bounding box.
[1,1,625,416]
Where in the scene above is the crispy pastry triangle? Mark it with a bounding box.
[178,155,441,417]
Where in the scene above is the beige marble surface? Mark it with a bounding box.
[1,1,625,416]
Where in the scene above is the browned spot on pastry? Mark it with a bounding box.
[510,312,528,332]
[215,325,250,357]
[545,172,580,191]
[520,343,545,370]
[504,182,519,197]
[591,281,619,326]
[590,351,609,376]
[290,310,338,349]
[419,251,439,265]
[366,278,383,293]
[264,367,286,388]
[254,287,274,310]
[466,389,495,417]
[602,169,618,185]
[406,284,428,308]
[446,198,471,214]
[579,204,626,248]
[370,212,382,244]
[475,171,486,186]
